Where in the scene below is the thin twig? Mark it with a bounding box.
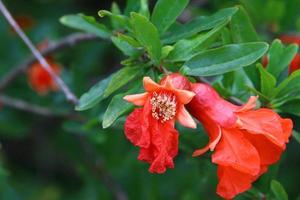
[0,0,78,104]
[0,33,99,92]
[0,95,63,117]
[195,76,243,105]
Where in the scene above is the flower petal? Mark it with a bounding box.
[147,119,179,173]
[212,128,260,175]
[237,108,293,148]
[123,92,148,106]
[174,89,195,104]
[245,133,283,165]
[124,108,150,148]
[216,166,254,199]
[143,77,161,92]
[176,105,197,129]
[193,117,222,157]
[236,96,258,113]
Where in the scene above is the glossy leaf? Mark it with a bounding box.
[182,42,269,76]
[131,12,162,64]
[75,75,112,111]
[293,130,300,143]
[151,0,189,34]
[111,36,141,57]
[272,70,300,98]
[110,2,122,29]
[167,20,227,62]
[103,66,142,98]
[98,10,131,31]
[60,14,111,38]
[139,0,150,18]
[267,39,298,78]
[258,64,276,96]
[102,93,133,129]
[271,180,288,200]
[230,5,259,43]
[162,7,238,44]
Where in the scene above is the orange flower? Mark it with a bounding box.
[187,83,292,199]
[123,73,196,173]
[27,58,61,95]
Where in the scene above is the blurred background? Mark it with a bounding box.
[0,0,300,199]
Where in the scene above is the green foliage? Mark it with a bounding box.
[151,0,189,34]
[60,14,111,38]
[266,40,298,78]
[271,180,288,200]
[131,12,162,64]
[167,20,228,62]
[75,75,113,111]
[162,7,238,44]
[2,0,300,199]
[181,42,268,76]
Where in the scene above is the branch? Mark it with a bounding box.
[0,0,80,105]
[0,33,99,92]
[0,95,64,117]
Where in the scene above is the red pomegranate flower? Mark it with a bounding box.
[123,73,196,173]
[279,34,300,46]
[187,83,292,199]
[27,57,61,95]
[289,53,300,74]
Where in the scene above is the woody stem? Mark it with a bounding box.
[0,0,78,105]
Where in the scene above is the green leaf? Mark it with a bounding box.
[110,2,122,29]
[230,5,260,89]
[75,75,112,111]
[111,36,141,57]
[116,33,141,47]
[98,10,131,31]
[279,99,300,116]
[162,7,238,44]
[167,20,227,62]
[151,0,189,34]
[139,0,150,19]
[60,14,111,38]
[182,42,269,76]
[230,5,259,43]
[267,39,298,78]
[102,93,133,129]
[271,180,288,200]
[161,45,174,59]
[258,64,276,97]
[272,70,300,98]
[103,66,142,98]
[293,130,300,143]
[131,12,162,64]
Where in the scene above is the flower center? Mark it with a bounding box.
[150,92,177,122]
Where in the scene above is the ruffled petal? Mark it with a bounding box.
[212,128,260,175]
[174,89,195,104]
[236,96,258,112]
[193,117,222,157]
[245,133,283,165]
[123,92,148,106]
[143,77,161,92]
[147,119,179,173]
[176,105,197,129]
[124,108,150,148]
[237,108,293,148]
[216,166,254,199]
